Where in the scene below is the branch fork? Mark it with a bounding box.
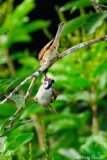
[0,35,107,128]
[0,35,107,106]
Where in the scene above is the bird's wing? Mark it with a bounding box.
[38,39,54,60]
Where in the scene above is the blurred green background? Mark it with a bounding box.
[0,0,107,159]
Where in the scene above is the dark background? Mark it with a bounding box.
[13,0,71,53]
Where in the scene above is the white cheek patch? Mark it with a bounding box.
[45,83,49,88]
[43,81,49,89]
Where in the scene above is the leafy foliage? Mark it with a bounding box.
[0,0,107,159]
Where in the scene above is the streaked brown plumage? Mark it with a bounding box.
[38,22,65,67]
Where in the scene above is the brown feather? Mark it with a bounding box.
[38,39,54,60]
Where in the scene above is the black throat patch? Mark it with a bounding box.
[45,82,52,90]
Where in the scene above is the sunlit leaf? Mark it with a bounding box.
[0,119,32,137]
[0,28,9,35]
[19,57,39,68]
[0,78,17,96]
[9,94,25,108]
[60,0,91,12]
[10,0,36,22]
[60,15,90,37]
[83,13,107,35]
[0,136,7,153]
[69,91,90,102]
[58,148,81,160]
[5,132,34,154]
[60,0,107,12]
[25,20,50,33]
[80,135,107,157]
[47,111,90,133]
[6,31,32,47]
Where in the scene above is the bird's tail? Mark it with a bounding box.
[53,22,65,45]
[48,105,57,114]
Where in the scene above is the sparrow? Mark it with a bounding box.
[33,76,57,114]
[38,22,65,73]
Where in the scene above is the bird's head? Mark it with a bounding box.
[42,76,54,90]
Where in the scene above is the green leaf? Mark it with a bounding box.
[6,31,32,47]
[83,13,107,35]
[5,132,34,154]
[0,137,7,154]
[0,118,32,137]
[60,15,90,37]
[4,77,19,93]
[97,72,107,90]
[12,33,32,43]
[94,62,107,77]
[70,77,91,89]
[10,0,36,21]
[69,91,90,102]
[60,0,91,12]
[0,119,10,133]
[3,74,31,93]
[21,103,44,118]
[19,57,39,68]
[60,13,107,37]
[47,111,90,133]
[0,28,9,35]
[58,148,81,160]
[9,94,25,107]
[10,52,25,60]
[0,103,16,118]
[60,0,107,12]
[80,135,107,157]
[25,20,50,33]
[0,114,20,134]
[0,78,17,90]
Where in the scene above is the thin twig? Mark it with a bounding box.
[89,0,107,13]
[0,35,107,106]
[0,65,48,105]
[1,35,107,127]
[98,4,107,9]
[24,77,37,100]
[25,35,107,101]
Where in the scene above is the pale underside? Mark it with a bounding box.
[34,85,53,107]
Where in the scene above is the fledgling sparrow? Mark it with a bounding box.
[33,76,57,114]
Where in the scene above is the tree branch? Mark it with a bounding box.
[89,0,107,13]
[0,35,107,106]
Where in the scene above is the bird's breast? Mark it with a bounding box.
[36,86,52,106]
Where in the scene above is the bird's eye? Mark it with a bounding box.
[51,79,54,83]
